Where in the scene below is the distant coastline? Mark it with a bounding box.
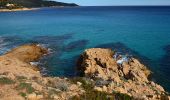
[0,7,38,12]
[0,0,78,12]
[0,5,80,12]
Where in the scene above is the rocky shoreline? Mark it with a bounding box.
[0,8,38,12]
[0,44,169,100]
[77,48,170,100]
[0,44,84,100]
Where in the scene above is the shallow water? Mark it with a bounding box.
[0,6,170,91]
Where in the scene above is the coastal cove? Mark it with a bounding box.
[0,6,170,93]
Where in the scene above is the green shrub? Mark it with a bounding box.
[82,90,114,100]
[114,92,132,100]
[70,77,114,100]
[16,76,27,82]
[0,77,15,84]
[56,82,68,91]
[70,77,94,91]
[19,92,27,98]
[16,82,35,94]
[70,77,133,100]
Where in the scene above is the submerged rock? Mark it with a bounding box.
[77,48,169,99]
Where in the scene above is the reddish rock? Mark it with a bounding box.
[77,48,168,100]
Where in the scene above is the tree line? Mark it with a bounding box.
[0,0,78,8]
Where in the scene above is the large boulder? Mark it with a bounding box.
[5,44,48,62]
[77,48,168,100]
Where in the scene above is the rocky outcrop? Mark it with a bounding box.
[77,48,169,100]
[0,44,47,78]
[0,44,169,99]
[0,44,84,100]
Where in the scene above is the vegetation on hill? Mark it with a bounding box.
[0,0,78,9]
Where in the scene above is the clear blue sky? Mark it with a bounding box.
[56,0,170,6]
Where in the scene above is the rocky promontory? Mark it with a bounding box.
[0,44,169,100]
[77,48,170,100]
[0,44,83,100]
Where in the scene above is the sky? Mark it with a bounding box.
[56,0,170,6]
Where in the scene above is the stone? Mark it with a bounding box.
[69,84,78,91]
[77,82,82,86]
[53,95,60,99]
[102,85,107,92]
[94,86,102,92]
[31,82,43,91]
[122,63,130,76]
[28,93,37,100]
[36,95,43,99]
[151,81,156,87]
[155,84,164,92]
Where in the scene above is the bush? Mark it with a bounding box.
[0,77,15,84]
[70,77,133,100]
[55,81,68,91]
[16,82,35,94]
[114,92,132,100]
[16,76,27,82]
[70,77,93,90]
[70,77,114,100]
[19,92,27,98]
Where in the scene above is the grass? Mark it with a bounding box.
[16,82,35,94]
[16,76,27,82]
[19,92,27,98]
[70,77,114,100]
[71,77,93,90]
[0,77,15,84]
[114,92,132,100]
[120,77,128,82]
[70,77,133,100]
[56,82,68,91]
[72,90,114,100]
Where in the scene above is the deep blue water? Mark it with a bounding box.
[0,6,170,91]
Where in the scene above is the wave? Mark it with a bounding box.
[37,43,54,54]
[0,36,10,55]
[30,62,39,66]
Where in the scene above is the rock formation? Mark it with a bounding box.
[77,48,170,100]
[0,44,83,100]
[0,44,169,100]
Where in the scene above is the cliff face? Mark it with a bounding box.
[77,48,170,100]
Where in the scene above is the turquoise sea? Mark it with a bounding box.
[0,6,170,91]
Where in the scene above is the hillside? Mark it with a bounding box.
[0,0,78,9]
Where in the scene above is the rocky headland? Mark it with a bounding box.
[77,48,170,100]
[0,44,83,100]
[0,0,78,12]
[0,44,169,100]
